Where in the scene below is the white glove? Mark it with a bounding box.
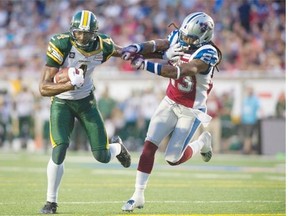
[68,68,84,88]
[163,43,184,61]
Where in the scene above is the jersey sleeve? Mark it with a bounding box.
[98,34,115,62]
[46,33,71,68]
[167,30,179,46]
[193,45,219,66]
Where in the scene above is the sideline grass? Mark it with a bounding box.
[0,151,285,215]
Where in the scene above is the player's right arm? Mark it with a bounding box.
[121,30,183,61]
[39,33,75,97]
[39,66,74,97]
[121,39,170,60]
[130,45,219,79]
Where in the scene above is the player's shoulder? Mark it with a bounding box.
[167,30,179,44]
[97,33,115,56]
[97,33,114,45]
[47,32,72,67]
[197,43,217,52]
[49,32,72,51]
[98,33,111,40]
[194,43,218,57]
[193,43,219,66]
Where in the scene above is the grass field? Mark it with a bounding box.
[0,150,285,216]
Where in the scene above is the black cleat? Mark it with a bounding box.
[112,136,131,168]
[40,201,58,214]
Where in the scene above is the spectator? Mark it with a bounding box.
[275,91,285,118]
[98,86,117,120]
[219,91,235,152]
[205,91,223,153]
[240,86,260,154]
[13,85,35,150]
[0,0,285,77]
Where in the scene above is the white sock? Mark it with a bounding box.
[46,158,64,203]
[109,143,121,160]
[132,171,150,199]
[188,140,204,157]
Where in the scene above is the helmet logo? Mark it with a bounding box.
[199,22,210,33]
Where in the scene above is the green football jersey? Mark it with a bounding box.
[46,32,116,100]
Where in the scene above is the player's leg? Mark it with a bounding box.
[165,107,212,165]
[122,97,176,211]
[40,97,75,214]
[78,94,130,167]
[242,124,253,154]
[164,115,201,165]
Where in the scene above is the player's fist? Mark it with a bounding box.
[131,54,145,70]
[121,44,141,60]
[68,68,84,88]
[163,43,184,62]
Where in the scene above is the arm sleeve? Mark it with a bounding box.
[46,33,71,68]
[193,46,219,66]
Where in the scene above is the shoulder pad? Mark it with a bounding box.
[47,32,71,66]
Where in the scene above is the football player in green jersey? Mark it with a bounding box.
[39,10,131,214]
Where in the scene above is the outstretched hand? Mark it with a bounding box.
[121,44,141,60]
[131,54,145,70]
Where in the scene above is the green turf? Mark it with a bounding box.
[0,150,285,216]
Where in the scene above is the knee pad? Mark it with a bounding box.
[92,149,111,163]
[52,144,68,165]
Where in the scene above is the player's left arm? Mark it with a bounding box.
[161,59,209,78]
[132,57,208,79]
[131,46,219,79]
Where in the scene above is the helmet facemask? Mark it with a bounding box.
[70,10,99,48]
[178,12,214,49]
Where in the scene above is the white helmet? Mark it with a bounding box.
[179,12,214,48]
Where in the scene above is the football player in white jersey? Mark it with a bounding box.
[121,12,222,211]
[38,10,132,214]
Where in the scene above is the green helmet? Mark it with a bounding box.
[70,10,99,47]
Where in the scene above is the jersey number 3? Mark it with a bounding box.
[172,76,194,93]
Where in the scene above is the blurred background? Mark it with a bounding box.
[0,0,285,156]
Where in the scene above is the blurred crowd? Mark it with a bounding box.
[0,0,286,154]
[0,0,285,80]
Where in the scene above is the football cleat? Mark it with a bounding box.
[112,136,131,168]
[199,131,213,162]
[121,199,144,212]
[40,201,58,214]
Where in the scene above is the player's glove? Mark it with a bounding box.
[68,67,84,88]
[131,54,146,70]
[163,43,184,62]
[121,44,142,60]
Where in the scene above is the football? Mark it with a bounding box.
[53,67,81,84]
[53,67,70,83]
